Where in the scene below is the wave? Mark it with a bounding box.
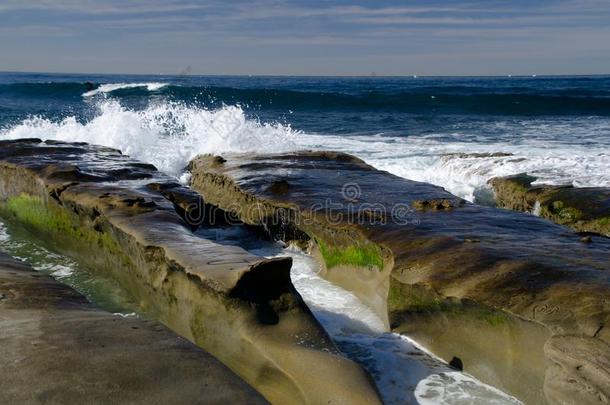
[2,81,610,116]
[82,82,170,97]
[0,99,298,175]
[1,96,609,202]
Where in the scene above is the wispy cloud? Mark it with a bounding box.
[1,0,609,75]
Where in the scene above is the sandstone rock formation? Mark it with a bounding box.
[0,139,381,405]
[489,173,610,237]
[0,251,268,404]
[189,151,610,404]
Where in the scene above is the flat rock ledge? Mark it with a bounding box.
[0,251,267,404]
[489,173,610,237]
[0,139,381,405]
[188,151,610,405]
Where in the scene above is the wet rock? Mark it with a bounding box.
[489,174,610,236]
[0,252,267,404]
[449,356,464,371]
[412,198,465,211]
[266,179,290,195]
[188,151,610,405]
[0,139,382,405]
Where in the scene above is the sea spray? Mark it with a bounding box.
[1,77,610,201]
[0,99,298,175]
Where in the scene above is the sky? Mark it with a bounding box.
[1,0,610,76]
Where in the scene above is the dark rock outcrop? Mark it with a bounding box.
[188,151,610,404]
[0,140,381,405]
[0,251,268,404]
[489,173,610,237]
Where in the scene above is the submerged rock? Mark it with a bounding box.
[188,151,610,404]
[0,251,267,404]
[489,173,610,237]
[0,139,382,405]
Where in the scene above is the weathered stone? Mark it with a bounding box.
[0,140,382,405]
[0,251,268,404]
[188,151,610,404]
[489,173,610,236]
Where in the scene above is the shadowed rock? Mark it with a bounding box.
[0,251,267,404]
[489,173,610,237]
[0,140,382,405]
[188,151,610,404]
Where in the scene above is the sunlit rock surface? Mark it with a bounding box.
[0,139,381,405]
[0,251,268,404]
[189,151,610,404]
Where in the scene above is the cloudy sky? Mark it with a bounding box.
[1,0,610,76]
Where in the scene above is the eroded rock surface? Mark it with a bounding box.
[0,139,381,405]
[189,151,610,404]
[489,173,610,237]
[0,251,267,404]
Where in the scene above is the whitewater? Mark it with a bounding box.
[1,94,608,202]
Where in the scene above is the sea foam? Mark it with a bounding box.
[82,82,170,97]
[0,99,298,175]
[1,97,609,202]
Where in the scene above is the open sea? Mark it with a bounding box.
[1,72,609,202]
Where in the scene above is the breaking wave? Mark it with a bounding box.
[0,99,298,175]
[1,91,609,201]
[82,82,170,97]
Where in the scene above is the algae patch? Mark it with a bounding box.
[316,237,384,270]
[0,193,123,257]
[388,283,509,327]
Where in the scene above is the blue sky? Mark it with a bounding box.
[1,0,610,75]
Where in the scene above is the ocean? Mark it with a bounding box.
[1,72,609,202]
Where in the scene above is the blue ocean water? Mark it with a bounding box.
[1,72,609,200]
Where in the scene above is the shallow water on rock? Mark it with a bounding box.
[197,226,522,405]
[0,219,138,316]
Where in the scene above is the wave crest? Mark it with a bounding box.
[82,82,170,97]
[0,99,298,175]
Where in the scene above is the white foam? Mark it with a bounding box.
[290,132,610,202]
[415,372,522,405]
[0,100,298,175]
[2,97,608,202]
[82,82,169,97]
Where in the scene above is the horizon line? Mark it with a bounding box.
[2,70,610,79]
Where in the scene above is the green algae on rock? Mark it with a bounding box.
[188,151,610,405]
[489,173,610,237]
[0,139,382,405]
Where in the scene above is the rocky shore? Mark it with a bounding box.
[3,138,609,404]
[189,151,610,404]
[0,251,267,404]
[0,139,381,405]
[489,173,610,237]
